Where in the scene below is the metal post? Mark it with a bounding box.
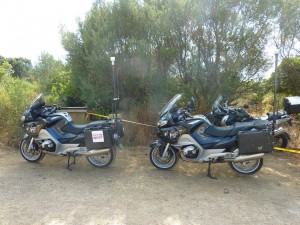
[273,50,279,134]
[110,57,118,120]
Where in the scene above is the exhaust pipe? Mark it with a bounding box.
[82,149,110,156]
[226,153,264,162]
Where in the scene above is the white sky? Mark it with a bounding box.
[0,0,95,64]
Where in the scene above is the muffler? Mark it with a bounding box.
[226,153,264,162]
[83,149,110,156]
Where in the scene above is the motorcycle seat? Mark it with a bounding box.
[62,120,109,135]
[204,122,255,137]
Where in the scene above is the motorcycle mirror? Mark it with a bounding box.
[243,104,249,109]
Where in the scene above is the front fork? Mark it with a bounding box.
[22,134,35,151]
[162,143,170,158]
[150,140,170,158]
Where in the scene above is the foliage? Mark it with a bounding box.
[29,52,72,104]
[0,61,38,144]
[0,55,32,78]
[277,58,300,96]
[1,0,300,146]
[0,60,14,78]
[61,0,292,114]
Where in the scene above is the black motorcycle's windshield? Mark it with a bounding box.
[29,93,44,109]
[159,94,182,117]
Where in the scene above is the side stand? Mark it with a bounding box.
[207,163,217,180]
[67,153,76,171]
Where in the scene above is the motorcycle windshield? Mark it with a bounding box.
[24,93,45,114]
[159,94,182,117]
[212,95,223,111]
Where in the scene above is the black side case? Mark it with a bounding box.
[84,128,112,150]
[238,130,273,155]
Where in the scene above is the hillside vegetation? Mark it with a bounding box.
[0,0,300,146]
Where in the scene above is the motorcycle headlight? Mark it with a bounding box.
[158,120,168,127]
[20,116,25,123]
[168,127,180,141]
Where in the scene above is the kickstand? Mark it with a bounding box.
[207,163,217,180]
[67,153,76,171]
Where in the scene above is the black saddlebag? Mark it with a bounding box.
[84,128,112,150]
[284,96,300,114]
[238,130,273,155]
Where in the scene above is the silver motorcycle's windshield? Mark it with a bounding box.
[159,94,182,117]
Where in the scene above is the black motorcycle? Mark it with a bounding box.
[206,95,291,148]
[19,93,124,170]
[149,94,273,178]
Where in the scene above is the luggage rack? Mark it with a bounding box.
[273,146,300,154]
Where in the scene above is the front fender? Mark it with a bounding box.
[149,140,165,148]
[149,140,177,158]
[22,134,29,140]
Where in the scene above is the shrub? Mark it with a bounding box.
[0,73,38,145]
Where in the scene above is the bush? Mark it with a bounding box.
[0,74,38,145]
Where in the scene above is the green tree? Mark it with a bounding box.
[277,57,300,96]
[62,0,297,113]
[0,61,14,78]
[30,52,71,104]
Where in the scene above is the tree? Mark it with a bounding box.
[61,0,296,113]
[277,57,300,96]
[30,52,71,104]
[275,0,300,57]
[0,56,32,78]
[0,61,14,78]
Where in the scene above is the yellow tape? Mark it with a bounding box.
[273,147,300,154]
[86,113,156,128]
[121,119,156,128]
[87,113,109,119]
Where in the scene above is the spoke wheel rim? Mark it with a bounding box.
[152,147,176,169]
[231,159,260,173]
[88,153,112,166]
[21,141,41,161]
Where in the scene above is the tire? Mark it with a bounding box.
[274,134,288,148]
[228,158,263,175]
[86,148,115,168]
[150,146,178,170]
[20,139,45,163]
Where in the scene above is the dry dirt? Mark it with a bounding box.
[0,143,300,225]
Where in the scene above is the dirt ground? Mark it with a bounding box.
[0,142,300,225]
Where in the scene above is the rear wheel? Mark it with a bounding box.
[228,158,263,175]
[20,138,45,162]
[150,146,178,170]
[86,148,115,168]
[274,134,288,148]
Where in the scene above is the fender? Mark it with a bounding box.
[274,128,291,140]
[149,139,165,148]
[22,134,29,140]
[150,139,177,158]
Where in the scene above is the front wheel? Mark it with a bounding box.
[86,148,115,168]
[20,138,45,162]
[150,146,178,170]
[228,158,263,175]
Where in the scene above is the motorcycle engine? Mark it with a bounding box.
[183,146,199,158]
[42,140,56,152]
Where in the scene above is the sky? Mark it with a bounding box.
[0,0,95,64]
